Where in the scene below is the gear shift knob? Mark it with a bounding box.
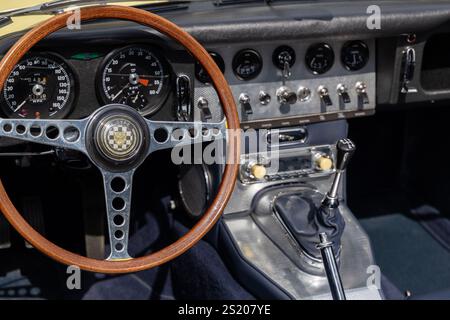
[335,138,356,171]
[323,138,356,208]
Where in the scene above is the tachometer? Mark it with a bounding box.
[2,53,77,119]
[97,46,170,115]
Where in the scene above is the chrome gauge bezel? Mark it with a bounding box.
[1,52,78,119]
[95,45,171,117]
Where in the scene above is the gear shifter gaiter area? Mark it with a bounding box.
[274,194,345,259]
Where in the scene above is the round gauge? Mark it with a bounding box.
[232,49,262,81]
[305,43,335,75]
[341,40,369,71]
[97,46,170,115]
[2,53,77,119]
[195,52,225,84]
[272,45,296,70]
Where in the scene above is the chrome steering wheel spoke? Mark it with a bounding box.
[0,118,88,153]
[101,169,134,261]
[147,118,227,154]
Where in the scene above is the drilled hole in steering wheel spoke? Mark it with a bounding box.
[201,127,209,137]
[63,126,80,143]
[153,127,169,143]
[2,123,13,133]
[111,177,126,193]
[171,128,185,141]
[45,126,59,140]
[30,125,42,137]
[212,127,222,136]
[113,214,125,226]
[114,243,124,252]
[112,197,126,211]
[16,124,26,135]
[188,127,199,139]
[114,230,124,240]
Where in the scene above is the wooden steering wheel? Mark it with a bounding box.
[0,5,240,273]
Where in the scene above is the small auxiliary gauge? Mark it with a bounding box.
[232,49,263,81]
[272,45,296,70]
[195,52,225,84]
[341,40,369,71]
[305,43,334,75]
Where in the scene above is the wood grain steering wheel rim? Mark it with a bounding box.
[0,5,240,273]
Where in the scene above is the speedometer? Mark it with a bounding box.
[2,53,77,119]
[96,46,170,115]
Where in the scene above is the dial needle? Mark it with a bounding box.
[138,79,149,86]
[111,84,129,101]
[13,97,29,113]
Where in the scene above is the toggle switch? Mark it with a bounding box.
[197,97,212,120]
[355,81,369,104]
[176,75,191,121]
[259,91,271,105]
[336,84,351,104]
[318,85,332,106]
[276,86,297,105]
[400,47,417,94]
[239,93,253,115]
[297,86,311,102]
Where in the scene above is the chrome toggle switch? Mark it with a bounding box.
[276,86,297,105]
[297,86,311,102]
[400,47,417,94]
[197,97,212,120]
[176,75,191,121]
[259,91,271,105]
[336,84,351,104]
[239,93,253,115]
[355,81,369,104]
[318,85,332,106]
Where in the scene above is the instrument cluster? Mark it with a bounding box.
[0,45,173,119]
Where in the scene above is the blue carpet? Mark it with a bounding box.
[360,213,450,296]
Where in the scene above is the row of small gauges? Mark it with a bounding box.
[195,40,369,83]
